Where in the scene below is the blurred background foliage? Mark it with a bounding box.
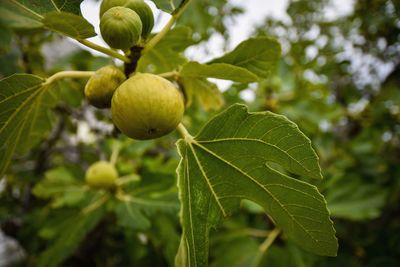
[0,0,399,266]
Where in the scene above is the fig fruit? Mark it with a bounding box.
[124,0,154,38]
[100,0,154,39]
[100,6,142,50]
[111,73,185,140]
[84,65,126,108]
[99,0,127,17]
[85,161,118,188]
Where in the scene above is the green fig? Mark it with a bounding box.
[100,6,142,50]
[100,0,154,39]
[99,0,127,17]
[85,161,118,188]
[111,73,185,140]
[84,65,126,109]
[124,0,154,38]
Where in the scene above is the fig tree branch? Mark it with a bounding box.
[142,0,193,53]
[78,39,131,63]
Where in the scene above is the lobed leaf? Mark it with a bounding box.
[180,62,259,83]
[209,37,281,78]
[0,74,60,176]
[42,11,96,39]
[0,0,83,29]
[175,104,337,267]
[37,206,105,267]
[179,77,224,111]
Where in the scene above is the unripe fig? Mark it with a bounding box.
[124,0,154,38]
[84,65,126,109]
[111,73,185,140]
[100,0,154,39]
[99,0,127,17]
[100,6,142,50]
[85,161,118,188]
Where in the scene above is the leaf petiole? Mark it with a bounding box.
[77,39,131,63]
[42,71,95,86]
[176,123,193,141]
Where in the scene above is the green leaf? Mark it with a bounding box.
[151,0,182,13]
[37,207,105,267]
[175,104,337,267]
[138,26,196,73]
[209,37,281,78]
[0,74,60,176]
[180,62,259,83]
[210,237,260,267]
[0,0,83,29]
[115,194,179,230]
[0,22,12,54]
[33,167,87,208]
[180,77,224,111]
[42,11,96,39]
[326,179,387,221]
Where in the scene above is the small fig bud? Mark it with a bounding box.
[124,0,154,38]
[100,6,142,50]
[85,161,118,188]
[84,65,126,109]
[111,73,185,140]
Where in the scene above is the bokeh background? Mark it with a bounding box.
[1,0,399,266]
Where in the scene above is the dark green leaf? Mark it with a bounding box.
[326,179,387,221]
[0,0,83,29]
[42,11,96,39]
[209,37,281,78]
[115,193,179,230]
[175,104,337,267]
[180,62,259,83]
[37,207,105,267]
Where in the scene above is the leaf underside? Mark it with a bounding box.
[175,104,338,267]
[0,74,60,176]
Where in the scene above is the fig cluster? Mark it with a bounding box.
[100,0,154,49]
[84,68,185,140]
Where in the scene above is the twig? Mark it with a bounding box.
[142,0,193,53]
[78,39,131,63]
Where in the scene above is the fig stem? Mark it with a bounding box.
[142,0,193,54]
[158,71,178,79]
[259,228,280,252]
[110,143,121,166]
[177,123,193,141]
[78,39,131,63]
[43,71,95,86]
